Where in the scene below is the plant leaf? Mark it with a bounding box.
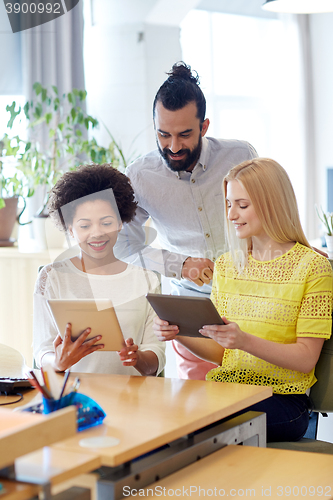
[41,88,47,102]
[33,82,42,95]
[6,102,21,129]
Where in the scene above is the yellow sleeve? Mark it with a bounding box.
[297,256,333,339]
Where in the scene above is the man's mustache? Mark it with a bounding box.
[163,148,189,156]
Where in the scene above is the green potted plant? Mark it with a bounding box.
[316,206,333,255]
[0,135,32,245]
[1,83,127,248]
[6,82,127,213]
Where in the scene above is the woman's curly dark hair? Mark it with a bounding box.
[48,163,137,231]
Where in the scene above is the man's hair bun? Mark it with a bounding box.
[167,62,200,85]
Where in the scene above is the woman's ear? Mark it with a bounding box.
[68,225,74,238]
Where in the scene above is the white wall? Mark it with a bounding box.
[311,13,333,213]
[84,22,182,161]
[83,0,203,164]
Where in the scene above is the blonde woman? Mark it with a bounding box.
[153,158,333,442]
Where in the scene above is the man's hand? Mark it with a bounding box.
[181,257,214,286]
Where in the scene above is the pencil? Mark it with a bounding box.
[41,367,51,392]
[26,372,52,399]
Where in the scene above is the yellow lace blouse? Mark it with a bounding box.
[206,243,333,394]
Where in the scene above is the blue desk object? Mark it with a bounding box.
[43,392,106,431]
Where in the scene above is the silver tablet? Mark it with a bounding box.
[146,294,225,338]
[47,299,125,351]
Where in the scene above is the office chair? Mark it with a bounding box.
[0,343,27,379]
[268,327,333,453]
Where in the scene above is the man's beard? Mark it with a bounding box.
[157,135,202,172]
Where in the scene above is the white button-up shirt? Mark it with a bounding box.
[115,137,257,279]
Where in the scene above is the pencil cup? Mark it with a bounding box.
[42,392,106,431]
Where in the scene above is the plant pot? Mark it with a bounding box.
[0,197,18,245]
[325,235,333,257]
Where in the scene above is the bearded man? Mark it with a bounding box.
[115,61,257,380]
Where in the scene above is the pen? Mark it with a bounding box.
[26,371,52,399]
[72,377,80,393]
[31,370,52,399]
[59,370,71,399]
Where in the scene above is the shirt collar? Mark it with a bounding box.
[198,136,209,171]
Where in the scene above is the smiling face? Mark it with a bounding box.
[226,180,266,240]
[69,199,122,261]
[154,101,209,172]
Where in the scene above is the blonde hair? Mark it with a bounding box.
[223,158,311,270]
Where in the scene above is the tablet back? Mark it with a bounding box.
[47,299,125,351]
[146,294,224,338]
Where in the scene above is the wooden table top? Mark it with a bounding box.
[15,448,100,487]
[0,406,76,469]
[52,373,272,467]
[0,479,39,500]
[127,445,333,499]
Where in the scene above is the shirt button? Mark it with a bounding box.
[191,178,195,183]
[205,233,210,238]
[212,257,216,262]
[198,206,202,211]
[172,273,176,277]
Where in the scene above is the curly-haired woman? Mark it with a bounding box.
[33,164,165,376]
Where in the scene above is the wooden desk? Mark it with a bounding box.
[129,445,333,499]
[10,374,270,499]
[0,405,95,500]
[0,407,76,469]
[51,374,271,467]
[0,389,38,409]
[0,478,39,500]
[0,405,77,498]
[16,448,100,489]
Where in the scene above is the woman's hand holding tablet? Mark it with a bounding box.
[52,322,104,372]
[46,298,126,371]
[147,294,225,339]
[150,295,226,367]
[153,316,180,342]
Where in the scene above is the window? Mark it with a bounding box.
[181,11,306,226]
